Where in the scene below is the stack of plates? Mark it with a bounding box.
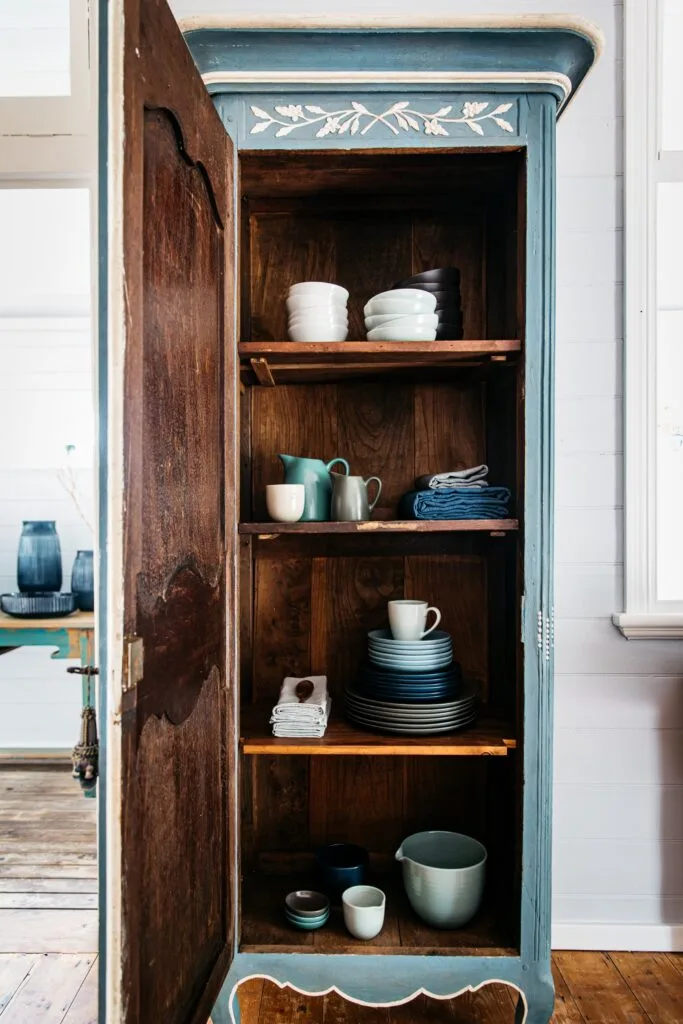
[356,661,461,704]
[391,268,463,340]
[343,627,478,736]
[344,679,478,736]
[367,628,453,672]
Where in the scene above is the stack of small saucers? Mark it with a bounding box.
[286,282,349,342]
[391,268,462,340]
[284,890,330,931]
[364,289,437,342]
[343,629,478,736]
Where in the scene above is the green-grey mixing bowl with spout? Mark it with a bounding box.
[395,830,487,928]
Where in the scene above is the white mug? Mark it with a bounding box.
[266,484,305,523]
[388,600,441,641]
[342,885,386,940]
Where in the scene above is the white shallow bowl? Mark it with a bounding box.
[372,288,435,303]
[365,312,438,330]
[288,323,349,342]
[289,314,349,330]
[288,281,349,301]
[364,294,437,317]
[286,295,348,315]
[366,324,437,342]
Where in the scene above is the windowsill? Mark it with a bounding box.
[612,613,683,640]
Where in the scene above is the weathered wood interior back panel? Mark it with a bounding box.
[247,377,517,521]
[241,751,518,948]
[249,551,495,706]
[239,150,522,343]
[240,542,518,908]
[236,149,524,956]
[245,204,486,342]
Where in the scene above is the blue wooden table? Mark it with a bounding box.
[0,611,96,797]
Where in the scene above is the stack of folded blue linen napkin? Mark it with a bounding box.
[400,465,511,520]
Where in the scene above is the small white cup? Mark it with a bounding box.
[342,885,386,940]
[266,484,305,523]
[388,600,441,640]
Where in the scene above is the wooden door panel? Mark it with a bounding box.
[106,0,236,1021]
[135,106,225,727]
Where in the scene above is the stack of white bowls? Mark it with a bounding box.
[286,282,349,342]
[364,288,438,342]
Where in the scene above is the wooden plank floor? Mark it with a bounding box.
[2,769,683,1022]
[0,768,98,1022]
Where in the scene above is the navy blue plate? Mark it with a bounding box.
[359,662,462,684]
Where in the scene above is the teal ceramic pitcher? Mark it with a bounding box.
[278,454,350,521]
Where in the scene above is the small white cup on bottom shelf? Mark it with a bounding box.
[342,885,386,940]
[266,484,305,523]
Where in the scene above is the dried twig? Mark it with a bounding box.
[57,444,93,534]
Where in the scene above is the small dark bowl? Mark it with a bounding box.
[393,282,461,298]
[1,592,76,618]
[317,843,369,898]
[397,268,461,286]
[435,306,463,318]
[430,290,462,305]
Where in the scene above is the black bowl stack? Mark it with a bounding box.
[391,268,462,340]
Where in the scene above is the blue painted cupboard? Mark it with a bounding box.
[99,3,600,1022]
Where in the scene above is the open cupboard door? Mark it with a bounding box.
[100,0,237,1021]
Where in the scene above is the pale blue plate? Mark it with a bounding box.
[368,628,452,646]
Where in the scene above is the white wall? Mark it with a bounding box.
[170,0,683,951]
[0,188,94,750]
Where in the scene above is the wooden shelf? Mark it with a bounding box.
[239,340,521,384]
[241,709,516,757]
[240,871,517,956]
[239,519,518,536]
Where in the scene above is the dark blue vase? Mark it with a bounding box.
[17,521,62,594]
[71,550,94,611]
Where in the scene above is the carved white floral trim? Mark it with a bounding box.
[250,100,515,137]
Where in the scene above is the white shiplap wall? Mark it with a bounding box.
[0,187,93,750]
[169,0,683,951]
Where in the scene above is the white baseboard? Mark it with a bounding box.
[552,922,683,951]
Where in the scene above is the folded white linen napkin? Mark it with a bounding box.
[415,465,489,491]
[272,697,332,738]
[271,675,329,720]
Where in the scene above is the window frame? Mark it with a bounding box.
[0,0,93,177]
[613,0,683,638]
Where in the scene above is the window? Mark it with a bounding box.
[0,0,93,171]
[0,1,71,97]
[614,0,683,637]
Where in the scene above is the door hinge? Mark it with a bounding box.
[536,610,554,662]
[122,636,144,693]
